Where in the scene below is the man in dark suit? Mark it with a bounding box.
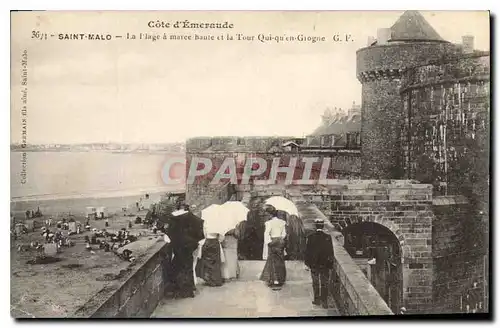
[305,218,334,308]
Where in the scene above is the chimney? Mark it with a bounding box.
[462,35,474,54]
[377,28,391,45]
[367,36,376,46]
[349,101,361,116]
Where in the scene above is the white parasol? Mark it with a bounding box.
[201,204,221,221]
[264,196,299,216]
[219,201,249,228]
[201,202,249,236]
[201,204,222,236]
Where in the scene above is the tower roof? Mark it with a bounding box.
[389,11,447,43]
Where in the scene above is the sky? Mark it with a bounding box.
[10,11,490,144]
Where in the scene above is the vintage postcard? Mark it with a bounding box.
[10,10,490,318]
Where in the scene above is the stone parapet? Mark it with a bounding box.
[73,240,169,318]
[292,196,393,316]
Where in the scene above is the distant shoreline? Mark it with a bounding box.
[10,143,186,153]
[11,186,185,203]
[10,149,185,154]
[10,186,186,218]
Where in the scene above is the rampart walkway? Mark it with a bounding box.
[152,261,339,318]
[151,190,392,318]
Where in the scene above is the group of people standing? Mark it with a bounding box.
[194,220,243,287]
[162,204,244,297]
[195,205,304,290]
[162,202,335,310]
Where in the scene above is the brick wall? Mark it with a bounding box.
[301,181,435,314]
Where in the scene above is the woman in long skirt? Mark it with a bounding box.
[260,206,287,289]
[167,206,204,299]
[196,233,224,287]
[221,221,245,280]
[285,214,306,260]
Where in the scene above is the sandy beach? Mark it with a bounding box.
[10,206,169,318]
[10,185,186,318]
[10,186,185,220]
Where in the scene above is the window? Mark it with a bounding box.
[237,138,245,146]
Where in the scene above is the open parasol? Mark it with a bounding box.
[264,196,299,216]
[219,201,249,228]
[201,202,249,236]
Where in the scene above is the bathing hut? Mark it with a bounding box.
[96,207,107,219]
[86,207,97,220]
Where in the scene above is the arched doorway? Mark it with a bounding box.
[342,222,403,314]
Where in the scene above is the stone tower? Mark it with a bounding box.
[356,11,460,179]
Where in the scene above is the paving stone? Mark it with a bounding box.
[152,280,339,318]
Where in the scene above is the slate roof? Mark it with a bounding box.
[389,11,447,43]
[310,113,361,137]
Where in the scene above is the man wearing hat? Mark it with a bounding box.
[305,218,334,309]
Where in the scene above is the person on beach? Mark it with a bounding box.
[260,206,287,289]
[305,218,334,309]
[196,232,225,287]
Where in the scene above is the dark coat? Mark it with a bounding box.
[167,212,204,252]
[305,230,334,270]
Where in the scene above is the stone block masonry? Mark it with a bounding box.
[359,78,403,179]
[302,181,435,314]
[432,199,488,313]
[291,195,393,316]
[186,181,234,217]
[400,52,490,198]
[356,39,463,180]
[73,241,170,318]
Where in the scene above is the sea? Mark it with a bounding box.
[10,151,185,217]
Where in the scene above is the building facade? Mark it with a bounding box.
[306,102,361,149]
